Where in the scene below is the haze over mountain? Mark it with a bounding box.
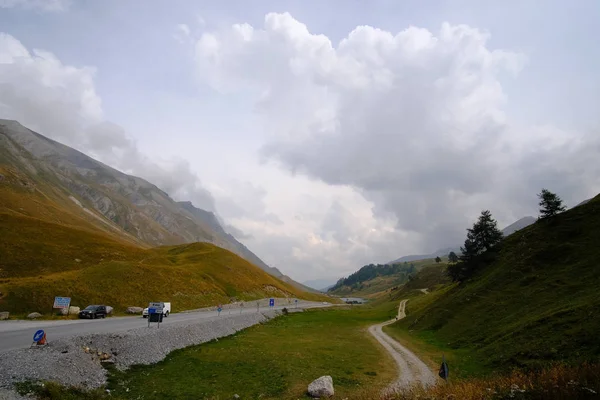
[0,119,287,281]
[302,278,338,292]
[387,217,537,264]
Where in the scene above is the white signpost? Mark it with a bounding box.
[52,297,71,316]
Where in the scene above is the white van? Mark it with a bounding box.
[142,302,171,318]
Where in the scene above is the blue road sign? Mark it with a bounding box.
[269,298,274,307]
[217,307,222,312]
[33,330,45,342]
[148,308,157,314]
[295,299,298,303]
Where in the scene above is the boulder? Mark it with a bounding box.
[0,311,9,320]
[308,376,334,398]
[60,306,80,315]
[106,306,114,315]
[126,307,143,314]
[27,312,42,319]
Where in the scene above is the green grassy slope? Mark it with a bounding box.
[0,213,328,314]
[391,194,600,370]
[330,259,443,298]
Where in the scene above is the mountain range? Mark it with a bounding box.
[386,216,537,264]
[302,278,338,292]
[0,119,310,290]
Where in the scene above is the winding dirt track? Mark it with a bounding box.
[368,299,437,393]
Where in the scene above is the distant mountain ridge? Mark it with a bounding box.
[302,278,338,291]
[386,216,537,265]
[0,119,292,283]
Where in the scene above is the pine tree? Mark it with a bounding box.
[450,211,503,282]
[460,210,503,259]
[538,189,566,219]
[435,256,442,263]
[448,251,459,263]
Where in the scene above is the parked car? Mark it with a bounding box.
[142,302,171,318]
[78,305,107,319]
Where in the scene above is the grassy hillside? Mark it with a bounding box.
[330,259,442,298]
[389,194,600,371]
[0,213,327,314]
[0,120,303,286]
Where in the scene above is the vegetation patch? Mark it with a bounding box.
[389,194,600,371]
[0,214,329,314]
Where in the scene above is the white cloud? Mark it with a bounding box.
[0,0,70,12]
[0,32,216,211]
[173,24,192,44]
[194,12,600,256]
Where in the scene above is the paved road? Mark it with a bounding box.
[0,301,328,353]
[368,299,437,392]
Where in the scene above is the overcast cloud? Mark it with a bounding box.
[194,13,600,252]
[0,1,599,281]
[0,0,70,12]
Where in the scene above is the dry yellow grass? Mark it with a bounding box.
[384,364,600,399]
[0,213,327,314]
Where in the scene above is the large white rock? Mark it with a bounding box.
[60,306,80,315]
[27,312,42,319]
[126,307,143,314]
[106,306,113,315]
[308,376,334,398]
[0,311,9,320]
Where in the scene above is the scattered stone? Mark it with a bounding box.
[126,306,143,314]
[101,359,115,364]
[27,312,42,319]
[0,311,9,320]
[308,376,334,398]
[74,259,82,263]
[233,395,240,399]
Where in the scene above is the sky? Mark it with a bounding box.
[1,0,599,283]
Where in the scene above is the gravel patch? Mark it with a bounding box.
[0,388,31,400]
[0,310,280,391]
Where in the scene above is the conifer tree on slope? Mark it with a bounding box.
[448,251,459,263]
[460,210,503,263]
[538,189,566,219]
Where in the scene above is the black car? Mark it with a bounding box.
[78,305,107,319]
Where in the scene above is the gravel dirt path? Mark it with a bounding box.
[368,299,437,393]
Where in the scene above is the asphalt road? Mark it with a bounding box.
[0,301,328,353]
